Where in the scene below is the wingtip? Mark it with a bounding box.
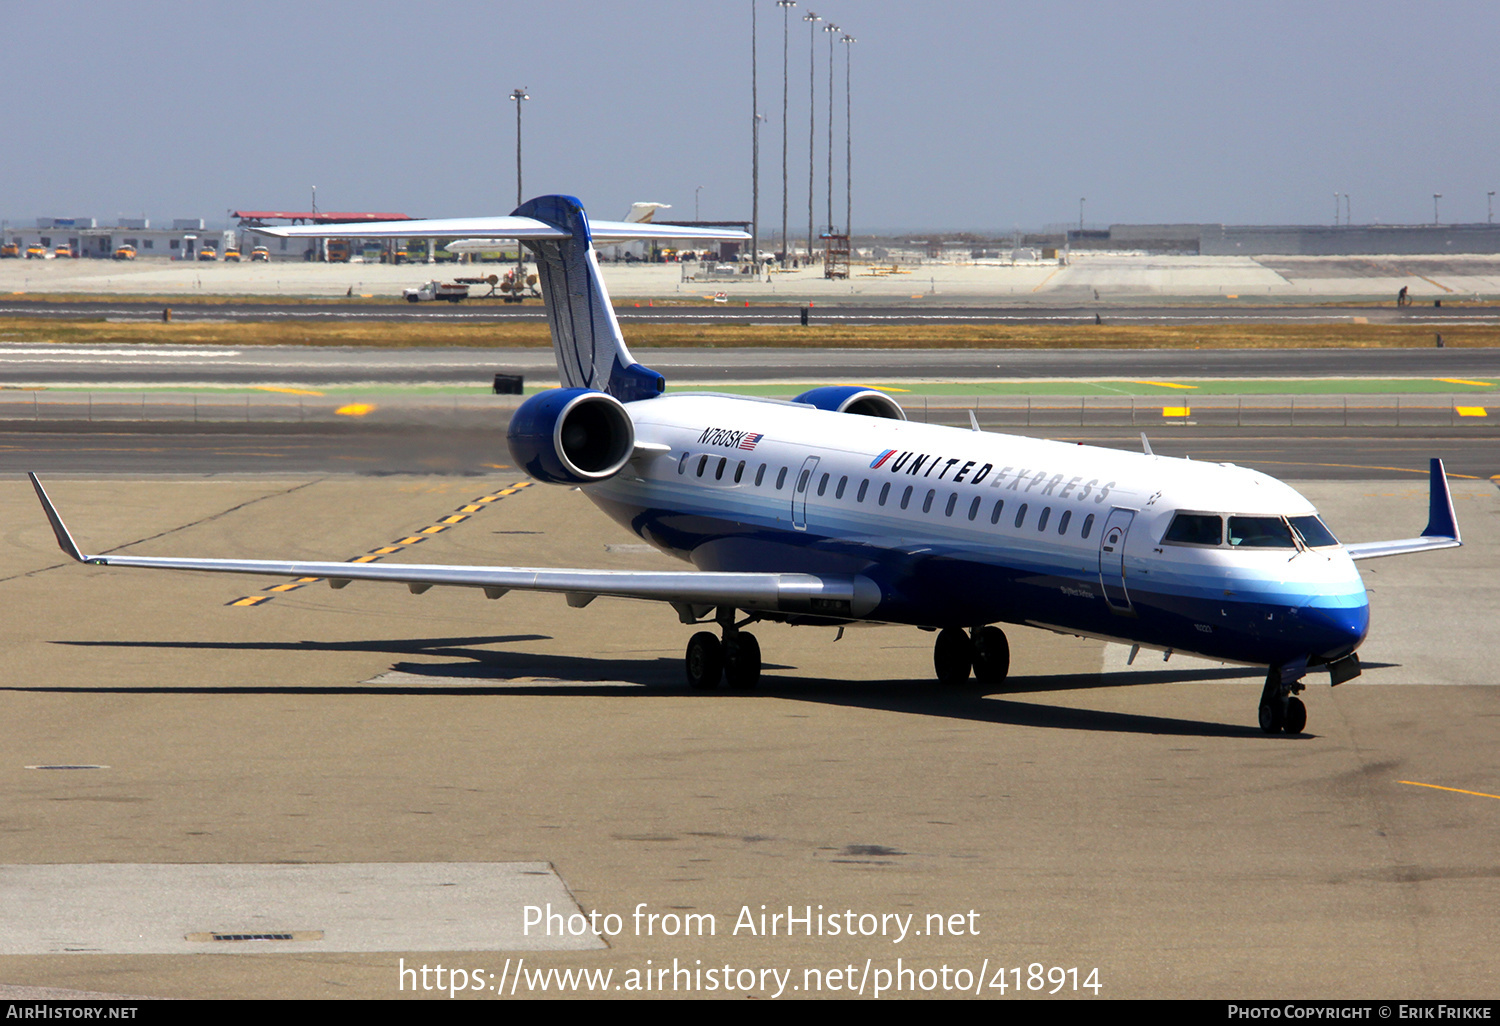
[28,473,88,563]
[1422,458,1461,544]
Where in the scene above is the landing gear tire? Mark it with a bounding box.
[934,627,972,685]
[686,631,723,690]
[1258,699,1284,735]
[972,626,1010,686]
[1283,696,1307,735]
[723,631,761,689]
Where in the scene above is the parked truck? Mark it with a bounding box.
[402,280,469,303]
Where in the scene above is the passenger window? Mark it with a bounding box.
[944,493,957,517]
[817,473,829,497]
[1014,503,1028,528]
[697,455,708,477]
[1228,516,1296,548]
[1037,506,1051,531]
[835,475,848,500]
[857,479,869,503]
[716,457,727,481]
[798,468,811,492]
[678,452,690,475]
[734,461,746,483]
[755,464,766,487]
[900,485,913,510]
[1163,513,1223,546]
[1081,513,1095,539]
[922,489,935,514]
[879,482,890,506]
[777,467,788,490]
[968,496,981,521]
[990,499,1005,525]
[1058,509,1072,535]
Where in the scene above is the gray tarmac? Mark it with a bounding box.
[1,467,1497,999]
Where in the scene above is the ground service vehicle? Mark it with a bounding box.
[112,245,136,260]
[402,280,468,303]
[250,246,269,262]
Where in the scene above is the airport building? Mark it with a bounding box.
[2,218,236,259]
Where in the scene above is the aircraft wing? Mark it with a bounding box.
[1344,458,1463,561]
[252,215,747,243]
[29,475,875,619]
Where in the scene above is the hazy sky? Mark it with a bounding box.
[4,0,1497,232]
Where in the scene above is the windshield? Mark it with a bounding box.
[1228,516,1297,548]
[1288,514,1339,548]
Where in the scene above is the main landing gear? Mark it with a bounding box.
[933,625,1011,686]
[685,607,761,690]
[1258,664,1308,735]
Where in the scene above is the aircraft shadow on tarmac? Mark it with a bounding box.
[33,634,1402,739]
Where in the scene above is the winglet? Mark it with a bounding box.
[28,473,88,563]
[1422,457,1461,543]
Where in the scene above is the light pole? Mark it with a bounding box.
[824,21,838,237]
[842,33,853,251]
[695,184,703,222]
[1344,194,1351,226]
[1489,192,1495,225]
[1433,193,1442,225]
[1333,192,1340,226]
[777,1,795,267]
[510,87,529,277]
[804,9,821,268]
[751,0,759,269]
[1079,197,1086,232]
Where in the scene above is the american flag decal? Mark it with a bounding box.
[739,433,764,451]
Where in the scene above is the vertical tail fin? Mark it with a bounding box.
[513,195,665,403]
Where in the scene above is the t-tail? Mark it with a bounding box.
[512,195,662,403]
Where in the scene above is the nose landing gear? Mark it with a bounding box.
[1259,663,1308,735]
[684,607,762,690]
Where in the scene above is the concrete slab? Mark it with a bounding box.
[0,863,602,954]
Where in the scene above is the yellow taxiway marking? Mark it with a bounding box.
[1455,406,1488,417]
[255,386,325,396]
[1161,406,1192,417]
[419,525,448,534]
[1400,780,1500,801]
[1244,460,1482,479]
[370,546,403,554]
[227,596,270,607]
[335,403,375,417]
[264,583,303,592]
[438,514,469,524]
[294,577,321,583]
[348,554,381,563]
[1133,380,1198,390]
[1030,268,1062,293]
[833,383,911,393]
[458,505,485,513]
[1436,378,1496,387]
[395,536,426,545]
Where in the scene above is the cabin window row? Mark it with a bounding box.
[675,453,1099,539]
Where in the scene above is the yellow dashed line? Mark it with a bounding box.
[1400,780,1500,801]
[1455,406,1488,417]
[1437,378,1496,387]
[335,403,375,417]
[235,479,533,608]
[1162,406,1192,417]
[255,386,325,396]
[1133,380,1198,390]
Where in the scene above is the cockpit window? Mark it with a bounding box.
[1228,516,1296,548]
[1289,514,1339,548]
[1163,512,1223,546]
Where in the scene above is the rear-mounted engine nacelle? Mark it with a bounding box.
[507,388,635,485]
[792,385,907,420]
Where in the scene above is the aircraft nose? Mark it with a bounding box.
[1298,601,1369,662]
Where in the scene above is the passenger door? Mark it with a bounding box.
[792,455,820,531]
[1098,507,1136,613]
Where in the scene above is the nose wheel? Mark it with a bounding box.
[1258,664,1308,735]
[684,608,761,690]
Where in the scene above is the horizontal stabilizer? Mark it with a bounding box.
[1345,458,1462,561]
[253,216,747,244]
